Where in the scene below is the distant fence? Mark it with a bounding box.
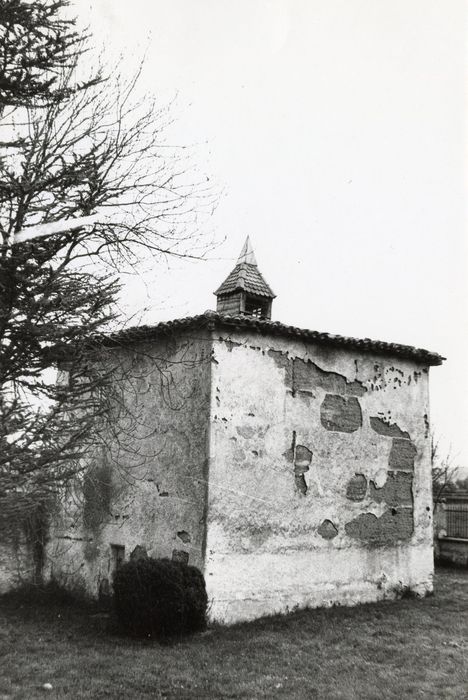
[434,494,468,567]
[445,501,468,540]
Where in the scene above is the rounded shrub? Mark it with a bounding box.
[113,557,208,638]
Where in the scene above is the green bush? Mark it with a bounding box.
[113,557,208,638]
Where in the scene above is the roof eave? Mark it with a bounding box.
[102,312,444,366]
[215,285,277,299]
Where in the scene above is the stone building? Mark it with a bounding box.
[41,239,443,622]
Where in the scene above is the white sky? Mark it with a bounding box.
[74,0,467,470]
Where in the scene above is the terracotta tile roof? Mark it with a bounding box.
[105,311,444,366]
[214,263,275,298]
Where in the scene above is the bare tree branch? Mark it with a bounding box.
[0,0,216,531]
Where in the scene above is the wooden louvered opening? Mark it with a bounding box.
[244,295,271,319]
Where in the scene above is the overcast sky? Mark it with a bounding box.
[74,0,467,470]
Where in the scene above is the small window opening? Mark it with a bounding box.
[244,297,269,318]
[111,544,125,572]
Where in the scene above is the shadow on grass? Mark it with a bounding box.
[0,582,210,648]
[0,567,467,648]
[0,570,467,699]
[208,567,468,643]
[0,580,93,608]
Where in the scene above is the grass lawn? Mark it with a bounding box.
[0,567,467,699]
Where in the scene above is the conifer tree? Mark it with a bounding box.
[0,0,209,528]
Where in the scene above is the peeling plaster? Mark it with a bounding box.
[346,474,367,501]
[423,414,430,438]
[221,339,243,352]
[318,519,338,539]
[321,394,362,433]
[369,471,413,506]
[389,438,417,470]
[345,508,414,544]
[177,531,191,544]
[293,358,367,397]
[267,350,367,398]
[236,425,256,439]
[294,444,312,496]
[370,416,410,439]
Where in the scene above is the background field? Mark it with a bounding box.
[0,567,467,699]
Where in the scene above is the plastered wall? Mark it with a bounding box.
[46,331,212,598]
[44,322,435,622]
[205,330,433,623]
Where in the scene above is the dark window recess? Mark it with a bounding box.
[111,544,125,571]
[244,297,269,318]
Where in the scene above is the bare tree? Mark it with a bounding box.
[432,435,460,506]
[0,0,213,531]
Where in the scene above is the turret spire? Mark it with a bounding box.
[236,236,257,266]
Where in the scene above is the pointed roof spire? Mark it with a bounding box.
[214,237,275,298]
[236,236,257,266]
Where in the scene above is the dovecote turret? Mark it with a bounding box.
[214,237,275,319]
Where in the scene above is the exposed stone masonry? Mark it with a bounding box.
[272,348,418,546]
[320,394,363,433]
